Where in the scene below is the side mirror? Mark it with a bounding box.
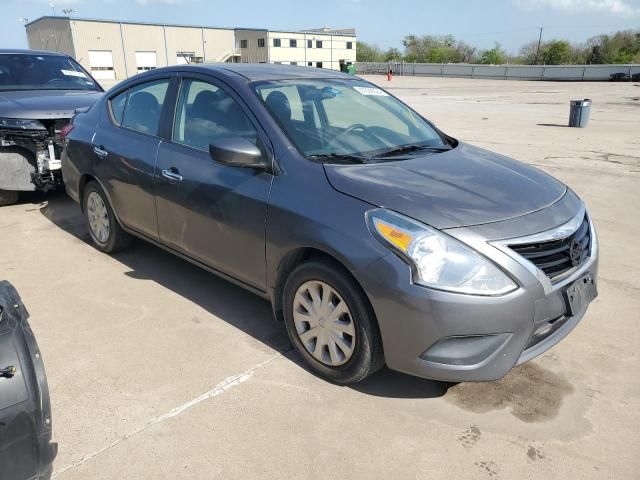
[209,137,267,169]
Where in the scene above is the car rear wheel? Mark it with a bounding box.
[83,181,131,253]
[283,259,384,384]
[0,189,19,207]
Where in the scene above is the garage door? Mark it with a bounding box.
[136,51,157,72]
[88,50,115,80]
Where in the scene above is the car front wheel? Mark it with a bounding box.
[283,259,384,384]
[83,181,131,253]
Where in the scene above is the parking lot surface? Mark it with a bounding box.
[1,76,639,479]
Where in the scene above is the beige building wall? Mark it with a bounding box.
[120,23,168,77]
[202,29,237,62]
[69,20,127,80]
[163,26,204,65]
[26,18,75,57]
[24,17,356,87]
[235,29,269,64]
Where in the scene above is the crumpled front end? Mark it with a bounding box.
[0,118,69,192]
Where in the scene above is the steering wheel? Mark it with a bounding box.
[332,123,369,144]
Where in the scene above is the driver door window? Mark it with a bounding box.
[173,79,258,152]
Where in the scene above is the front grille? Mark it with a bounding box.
[509,215,591,281]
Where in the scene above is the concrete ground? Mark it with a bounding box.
[1,76,639,479]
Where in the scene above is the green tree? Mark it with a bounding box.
[479,43,506,64]
[356,41,383,62]
[402,34,476,63]
[384,47,402,62]
[585,31,640,64]
[540,40,573,65]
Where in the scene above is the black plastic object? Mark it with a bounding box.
[569,99,592,128]
[0,281,57,480]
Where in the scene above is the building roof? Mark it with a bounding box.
[24,16,356,37]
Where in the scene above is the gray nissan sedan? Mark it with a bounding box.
[62,65,598,384]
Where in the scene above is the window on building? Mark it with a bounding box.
[291,61,298,66]
[88,50,115,80]
[176,52,196,65]
[316,40,323,48]
[173,79,258,152]
[258,38,265,48]
[316,62,323,68]
[346,41,353,50]
[307,40,312,48]
[307,61,313,67]
[240,40,248,49]
[120,79,170,136]
[289,39,297,48]
[135,51,157,72]
[273,38,281,47]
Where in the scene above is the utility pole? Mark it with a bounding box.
[534,27,543,65]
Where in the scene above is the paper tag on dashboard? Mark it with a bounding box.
[353,86,389,96]
[61,69,87,78]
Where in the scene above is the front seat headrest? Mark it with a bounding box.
[265,91,291,123]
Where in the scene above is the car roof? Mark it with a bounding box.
[164,63,354,82]
[0,48,69,57]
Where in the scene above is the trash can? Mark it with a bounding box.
[569,99,592,128]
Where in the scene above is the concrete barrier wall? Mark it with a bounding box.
[356,62,640,81]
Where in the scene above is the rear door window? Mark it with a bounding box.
[120,79,170,136]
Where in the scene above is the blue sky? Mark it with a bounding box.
[3,0,640,54]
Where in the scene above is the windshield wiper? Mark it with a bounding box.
[373,144,452,158]
[308,153,369,164]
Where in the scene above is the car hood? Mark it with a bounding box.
[324,142,566,229]
[0,90,103,120]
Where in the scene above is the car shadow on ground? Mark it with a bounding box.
[38,192,450,399]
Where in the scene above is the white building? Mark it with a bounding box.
[235,27,356,70]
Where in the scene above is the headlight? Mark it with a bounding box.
[0,118,47,131]
[367,209,517,296]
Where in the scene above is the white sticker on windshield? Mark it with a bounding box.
[61,69,87,78]
[353,86,389,96]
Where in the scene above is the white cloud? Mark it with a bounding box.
[514,0,640,15]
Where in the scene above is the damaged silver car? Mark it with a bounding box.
[0,49,102,206]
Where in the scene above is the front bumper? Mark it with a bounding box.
[358,205,599,382]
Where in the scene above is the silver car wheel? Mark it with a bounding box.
[292,280,356,367]
[86,191,110,244]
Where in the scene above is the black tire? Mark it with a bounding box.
[283,259,384,384]
[82,181,131,253]
[0,189,19,207]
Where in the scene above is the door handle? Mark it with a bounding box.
[161,168,183,182]
[93,145,108,158]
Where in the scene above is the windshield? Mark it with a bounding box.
[254,78,449,162]
[0,54,101,92]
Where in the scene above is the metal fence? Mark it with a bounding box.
[355,62,640,81]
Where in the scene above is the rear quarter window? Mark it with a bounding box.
[109,90,127,125]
